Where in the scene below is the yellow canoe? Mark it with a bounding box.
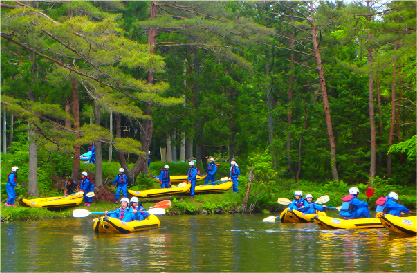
[93,214,160,234]
[377,212,417,235]
[163,174,208,183]
[194,181,233,193]
[128,183,191,198]
[280,208,326,223]
[314,215,384,229]
[19,191,84,208]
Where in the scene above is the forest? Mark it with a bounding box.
[1,1,415,200]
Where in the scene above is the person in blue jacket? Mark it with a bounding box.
[303,194,326,214]
[288,191,308,211]
[187,161,198,199]
[159,165,171,188]
[340,187,370,219]
[113,168,128,204]
[5,166,19,207]
[129,197,149,221]
[80,171,94,207]
[230,161,240,192]
[89,144,96,164]
[376,191,410,216]
[205,158,217,185]
[105,198,134,222]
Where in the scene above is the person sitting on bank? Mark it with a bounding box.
[64,178,78,196]
[129,197,149,221]
[340,187,370,219]
[303,194,326,214]
[376,191,410,216]
[159,165,171,189]
[105,198,134,222]
[288,191,308,212]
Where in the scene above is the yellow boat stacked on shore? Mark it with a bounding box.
[194,180,232,194]
[19,192,84,209]
[153,174,207,184]
[93,214,160,234]
[128,183,191,198]
[377,212,417,235]
[313,215,384,229]
[280,208,326,223]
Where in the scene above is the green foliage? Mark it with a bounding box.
[149,161,190,176]
[388,135,416,161]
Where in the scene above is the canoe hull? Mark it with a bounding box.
[128,183,191,198]
[93,214,160,234]
[162,174,208,184]
[377,213,417,235]
[280,208,326,223]
[314,215,383,229]
[194,181,232,193]
[19,192,84,208]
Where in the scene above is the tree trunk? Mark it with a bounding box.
[28,52,39,197]
[109,111,113,162]
[65,101,71,128]
[94,102,102,187]
[376,70,383,170]
[367,1,376,184]
[396,87,404,164]
[71,78,80,182]
[9,114,13,151]
[387,43,398,178]
[186,135,193,160]
[310,4,339,181]
[171,129,177,161]
[166,134,172,162]
[2,111,6,155]
[180,131,186,161]
[287,15,295,177]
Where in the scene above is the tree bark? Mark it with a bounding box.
[28,52,39,196]
[94,102,103,187]
[387,43,398,178]
[310,4,339,181]
[171,129,177,161]
[2,111,6,155]
[186,135,193,160]
[180,131,186,161]
[9,114,13,151]
[71,78,80,182]
[109,111,113,162]
[367,1,376,184]
[396,87,404,164]
[287,15,295,177]
[166,134,172,162]
[376,70,383,170]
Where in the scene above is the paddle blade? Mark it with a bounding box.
[263,216,277,222]
[86,192,95,197]
[148,208,165,215]
[366,187,374,198]
[153,200,171,209]
[73,209,91,218]
[316,195,330,204]
[277,198,292,205]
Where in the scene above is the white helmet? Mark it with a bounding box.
[231,161,236,166]
[164,165,169,169]
[388,191,399,200]
[119,168,124,173]
[189,161,194,166]
[120,197,129,203]
[11,166,19,172]
[130,197,139,203]
[294,191,302,196]
[306,194,313,199]
[209,158,214,162]
[349,187,360,195]
[82,171,88,176]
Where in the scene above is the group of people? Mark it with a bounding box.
[288,187,410,218]
[104,197,149,222]
[157,158,241,199]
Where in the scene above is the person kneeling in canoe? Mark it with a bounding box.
[303,194,326,214]
[288,191,308,212]
[105,198,134,222]
[129,197,149,221]
[376,191,410,216]
[340,187,370,219]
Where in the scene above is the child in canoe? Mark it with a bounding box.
[104,198,135,222]
[288,191,308,212]
[303,194,326,214]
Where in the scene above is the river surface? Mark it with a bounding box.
[2,214,416,272]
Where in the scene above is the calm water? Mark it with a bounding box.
[2,214,416,272]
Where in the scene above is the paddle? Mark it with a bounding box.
[153,200,171,209]
[366,185,374,203]
[86,192,95,197]
[263,215,279,222]
[326,206,342,211]
[315,195,330,205]
[73,209,104,218]
[277,198,292,206]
